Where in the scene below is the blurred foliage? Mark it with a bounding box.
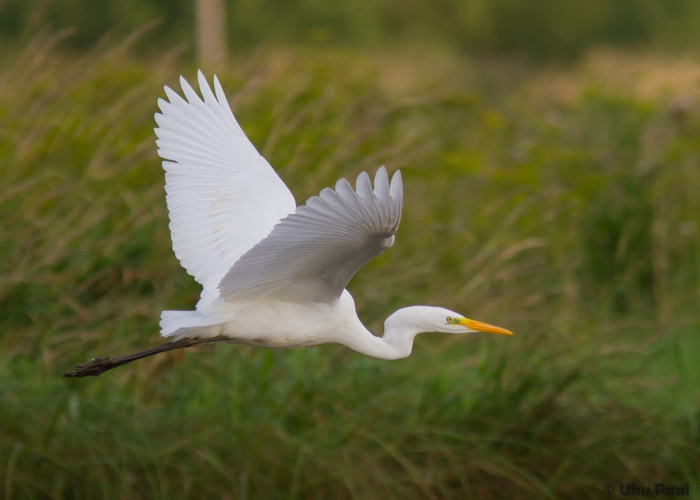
[3,0,700,58]
[1,33,700,498]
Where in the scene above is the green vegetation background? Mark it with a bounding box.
[5,0,700,58]
[1,5,700,499]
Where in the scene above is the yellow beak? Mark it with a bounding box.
[459,318,513,335]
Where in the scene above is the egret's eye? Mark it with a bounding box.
[446,316,455,324]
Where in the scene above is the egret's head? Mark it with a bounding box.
[386,306,513,336]
[441,312,512,335]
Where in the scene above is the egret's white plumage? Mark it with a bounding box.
[153,71,512,361]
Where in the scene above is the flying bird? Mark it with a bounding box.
[64,71,511,378]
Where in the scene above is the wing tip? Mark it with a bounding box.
[373,165,389,193]
[196,70,206,86]
[389,168,403,226]
[390,169,403,193]
[180,74,203,103]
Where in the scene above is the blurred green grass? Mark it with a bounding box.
[1,34,700,499]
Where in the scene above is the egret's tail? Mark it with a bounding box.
[160,310,204,338]
[161,307,229,341]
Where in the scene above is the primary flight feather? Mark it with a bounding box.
[63,71,511,378]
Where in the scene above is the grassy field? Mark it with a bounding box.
[1,34,700,499]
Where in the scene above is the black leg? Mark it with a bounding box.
[62,336,231,378]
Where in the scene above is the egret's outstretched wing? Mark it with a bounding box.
[155,71,296,307]
[218,167,403,303]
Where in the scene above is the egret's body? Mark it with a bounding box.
[64,71,511,378]
[160,291,488,360]
[166,291,361,350]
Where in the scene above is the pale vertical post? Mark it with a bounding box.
[196,0,227,66]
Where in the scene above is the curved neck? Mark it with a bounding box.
[339,307,428,360]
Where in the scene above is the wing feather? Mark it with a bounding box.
[155,70,296,309]
[218,167,403,303]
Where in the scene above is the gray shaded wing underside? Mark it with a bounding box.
[218,167,403,303]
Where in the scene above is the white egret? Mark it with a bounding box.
[64,71,511,378]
